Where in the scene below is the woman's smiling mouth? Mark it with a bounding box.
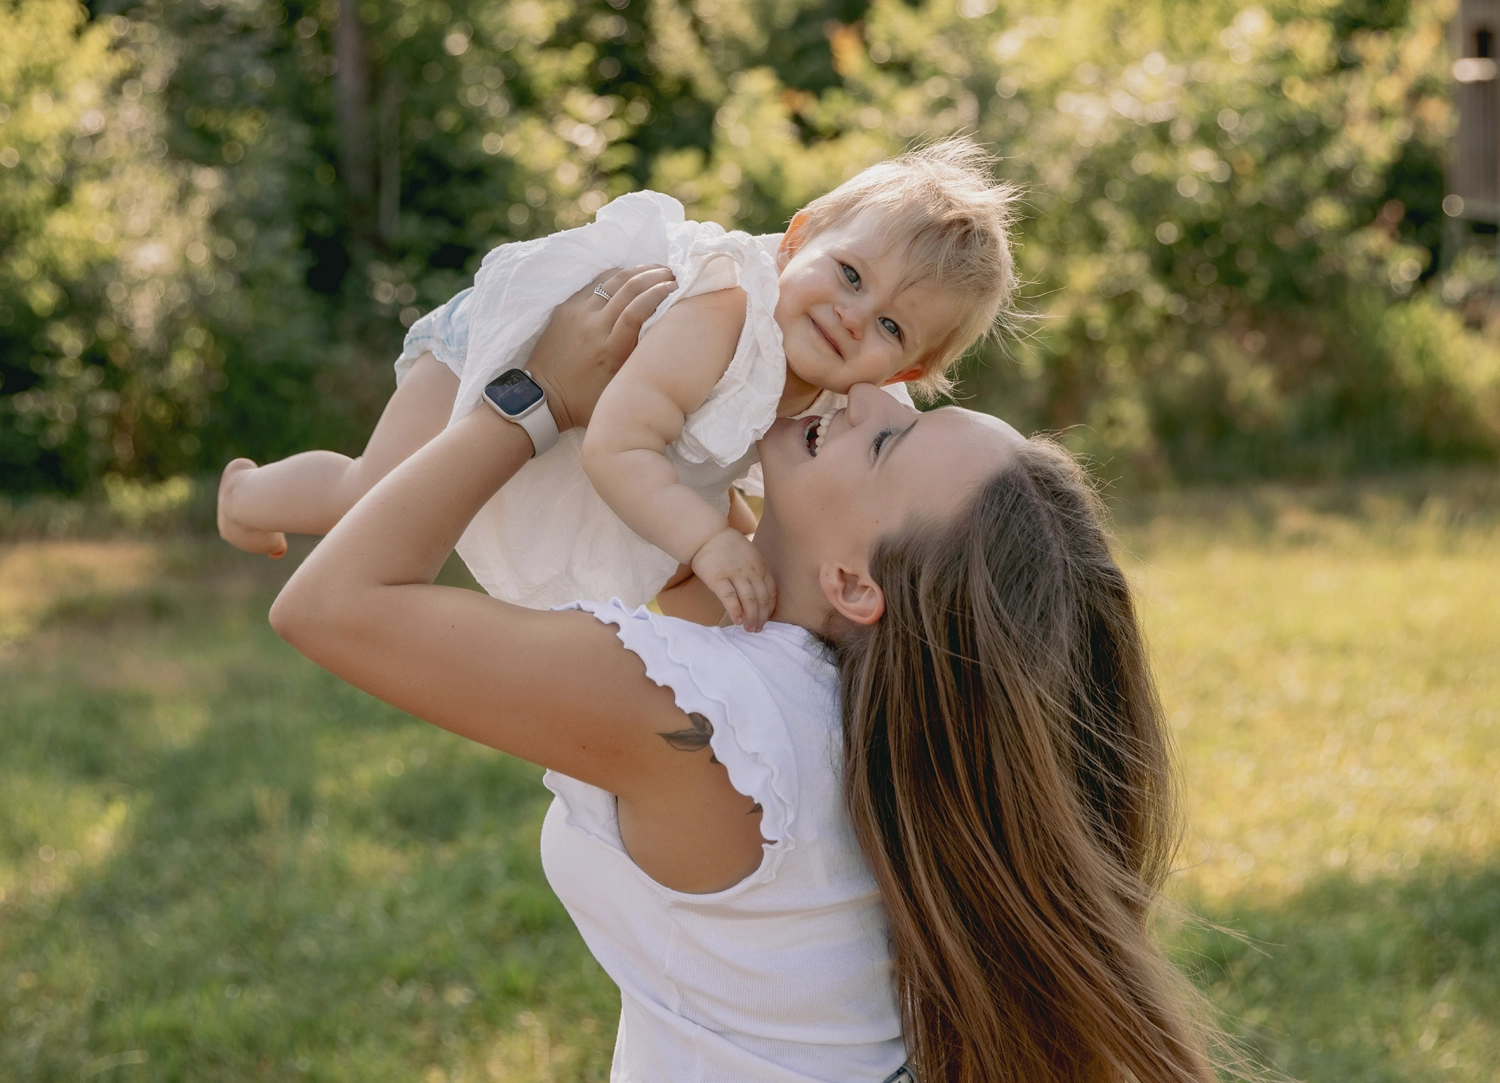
[803,411,834,456]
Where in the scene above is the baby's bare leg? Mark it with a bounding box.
[218,354,458,555]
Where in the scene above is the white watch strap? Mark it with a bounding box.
[513,396,559,458]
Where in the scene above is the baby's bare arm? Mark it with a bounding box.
[582,288,747,566]
[583,288,777,629]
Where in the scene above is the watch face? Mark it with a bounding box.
[483,369,544,416]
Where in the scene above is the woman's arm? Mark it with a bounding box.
[581,288,776,630]
[269,270,765,893]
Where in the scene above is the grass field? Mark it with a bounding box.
[1,471,1497,1082]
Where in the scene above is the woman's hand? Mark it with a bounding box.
[528,265,677,432]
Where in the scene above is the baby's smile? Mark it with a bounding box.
[810,315,843,358]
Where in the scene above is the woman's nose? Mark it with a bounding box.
[844,382,908,425]
[844,383,874,426]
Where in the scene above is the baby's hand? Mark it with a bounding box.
[691,527,777,632]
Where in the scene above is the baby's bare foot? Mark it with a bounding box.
[217,459,287,558]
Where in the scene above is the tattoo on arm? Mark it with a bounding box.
[658,712,714,752]
[658,712,762,817]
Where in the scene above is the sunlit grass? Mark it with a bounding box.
[1,470,1497,1081]
[0,541,160,644]
[0,544,613,1082]
[1122,471,1500,1083]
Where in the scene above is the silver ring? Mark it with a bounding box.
[593,284,612,301]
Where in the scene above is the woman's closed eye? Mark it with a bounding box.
[872,421,917,462]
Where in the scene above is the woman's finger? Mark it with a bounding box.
[612,263,665,283]
[595,266,641,300]
[558,278,606,318]
[607,266,675,315]
[609,279,676,351]
[588,269,638,323]
[597,265,671,311]
[615,271,675,322]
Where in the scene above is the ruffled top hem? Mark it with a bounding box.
[542,599,809,899]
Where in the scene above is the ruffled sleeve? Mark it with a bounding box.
[667,229,788,467]
[542,599,802,893]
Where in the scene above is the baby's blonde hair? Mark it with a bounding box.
[788,138,1020,398]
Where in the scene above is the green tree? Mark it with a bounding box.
[0,0,218,491]
[649,0,1497,478]
[4,0,1496,492]
[92,0,876,476]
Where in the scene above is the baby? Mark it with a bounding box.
[218,139,1018,629]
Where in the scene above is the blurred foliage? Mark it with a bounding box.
[2,0,1498,492]
[0,0,219,491]
[957,0,1500,478]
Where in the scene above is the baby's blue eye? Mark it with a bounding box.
[879,317,900,338]
[841,263,860,287]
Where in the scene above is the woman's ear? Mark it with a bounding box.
[818,564,885,626]
[777,211,812,271]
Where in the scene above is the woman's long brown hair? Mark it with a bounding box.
[832,437,1216,1083]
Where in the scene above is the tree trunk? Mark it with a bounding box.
[333,0,374,236]
[378,77,402,245]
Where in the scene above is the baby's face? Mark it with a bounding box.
[774,210,961,395]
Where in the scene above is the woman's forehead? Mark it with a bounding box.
[925,405,1024,446]
[889,407,1016,496]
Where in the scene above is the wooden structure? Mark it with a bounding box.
[1452,0,1500,222]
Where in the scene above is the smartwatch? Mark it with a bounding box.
[481,368,559,458]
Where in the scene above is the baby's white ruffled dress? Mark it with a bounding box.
[396,191,905,609]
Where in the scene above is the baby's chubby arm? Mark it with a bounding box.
[581,287,775,630]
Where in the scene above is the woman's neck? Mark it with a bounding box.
[777,370,822,417]
[752,513,830,633]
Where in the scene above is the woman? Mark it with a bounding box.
[270,268,1215,1082]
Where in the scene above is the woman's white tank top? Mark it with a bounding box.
[541,600,908,1083]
